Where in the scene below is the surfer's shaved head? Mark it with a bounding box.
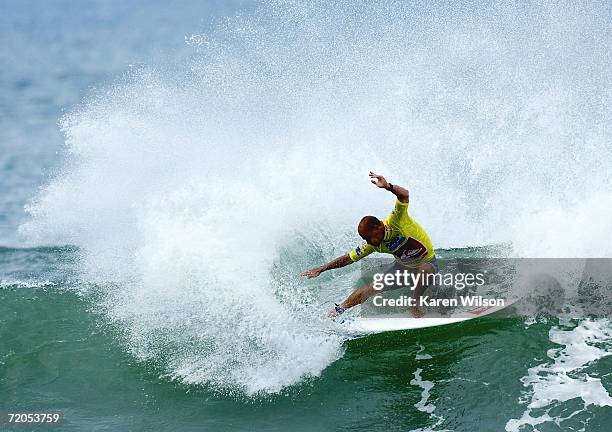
[358,216,385,246]
[358,216,381,236]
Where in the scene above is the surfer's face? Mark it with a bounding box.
[364,223,385,246]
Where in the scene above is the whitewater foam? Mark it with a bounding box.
[506,319,612,432]
[19,0,612,395]
[0,279,56,289]
[409,345,449,432]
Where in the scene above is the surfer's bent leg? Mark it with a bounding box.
[337,283,378,310]
[334,262,403,311]
[410,259,438,318]
[329,259,438,318]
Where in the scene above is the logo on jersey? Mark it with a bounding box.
[388,235,406,251]
[395,237,428,261]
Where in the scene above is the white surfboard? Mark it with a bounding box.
[342,298,519,335]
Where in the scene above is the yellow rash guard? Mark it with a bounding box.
[348,198,435,268]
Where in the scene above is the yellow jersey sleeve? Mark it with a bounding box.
[385,198,409,226]
[348,241,375,262]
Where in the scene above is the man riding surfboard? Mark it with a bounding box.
[301,172,437,319]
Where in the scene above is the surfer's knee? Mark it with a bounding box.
[418,262,434,274]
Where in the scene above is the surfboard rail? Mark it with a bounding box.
[342,298,519,335]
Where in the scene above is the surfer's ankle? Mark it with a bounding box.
[334,303,346,315]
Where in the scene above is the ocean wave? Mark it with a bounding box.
[18,0,611,395]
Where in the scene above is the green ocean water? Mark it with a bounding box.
[2,247,611,431]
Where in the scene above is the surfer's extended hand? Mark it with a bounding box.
[369,171,389,189]
[301,267,322,278]
[301,255,352,278]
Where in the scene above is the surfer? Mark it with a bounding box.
[301,172,437,318]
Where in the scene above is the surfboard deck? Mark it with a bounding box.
[341,297,519,335]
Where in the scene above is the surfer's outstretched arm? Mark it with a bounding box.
[301,254,352,278]
[369,171,409,203]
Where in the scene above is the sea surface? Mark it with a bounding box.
[1,1,611,431]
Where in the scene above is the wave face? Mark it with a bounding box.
[19,1,611,394]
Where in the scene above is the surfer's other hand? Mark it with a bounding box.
[301,268,322,278]
[369,171,389,189]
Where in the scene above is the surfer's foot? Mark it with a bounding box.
[410,306,426,318]
[327,303,346,320]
